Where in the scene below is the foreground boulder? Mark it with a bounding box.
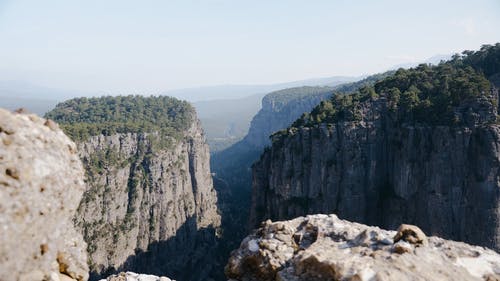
[226,214,500,281]
[0,108,89,281]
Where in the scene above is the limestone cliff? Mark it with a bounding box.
[45,96,221,281]
[243,86,333,148]
[251,54,500,251]
[212,86,335,186]
[0,108,89,281]
[212,78,392,189]
[209,86,336,271]
[227,214,500,281]
[76,121,220,280]
[242,76,393,149]
[251,97,500,251]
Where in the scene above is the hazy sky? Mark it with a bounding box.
[0,0,499,94]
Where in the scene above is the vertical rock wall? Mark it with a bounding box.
[74,120,221,281]
[251,97,500,251]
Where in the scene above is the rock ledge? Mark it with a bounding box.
[226,214,500,281]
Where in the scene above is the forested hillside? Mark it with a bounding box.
[45,95,194,141]
[274,44,499,142]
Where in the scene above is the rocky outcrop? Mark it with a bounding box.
[227,214,500,281]
[251,93,500,251]
[74,119,221,280]
[99,272,174,281]
[0,108,88,281]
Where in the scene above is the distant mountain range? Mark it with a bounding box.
[163,75,360,102]
[0,76,358,117]
[0,80,90,116]
[389,54,452,70]
[0,53,452,133]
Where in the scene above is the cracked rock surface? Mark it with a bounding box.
[226,214,500,281]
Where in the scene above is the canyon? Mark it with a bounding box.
[2,44,500,281]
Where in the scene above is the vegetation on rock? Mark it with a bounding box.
[261,86,335,110]
[273,44,499,142]
[45,95,194,141]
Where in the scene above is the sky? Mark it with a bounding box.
[0,0,499,95]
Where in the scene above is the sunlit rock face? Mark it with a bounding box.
[74,119,221,281]
[0,108,89,281]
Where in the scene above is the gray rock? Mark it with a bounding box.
[227,214,500,281]
[0,108,88,281]
[245,88,333,148]
[73,118,221,280]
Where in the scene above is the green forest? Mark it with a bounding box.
[45,95,194,141]
[263,86,335,108]
[279,43,499,138]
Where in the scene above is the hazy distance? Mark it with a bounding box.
[0,0,498,99]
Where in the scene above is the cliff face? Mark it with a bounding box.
[251,94,500,250]
[244,87,333,148]
[0,108,88,281]
[227,214,500,281]
[208,87,336,269]
[74,119,220,281]
[212,86,336,194]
